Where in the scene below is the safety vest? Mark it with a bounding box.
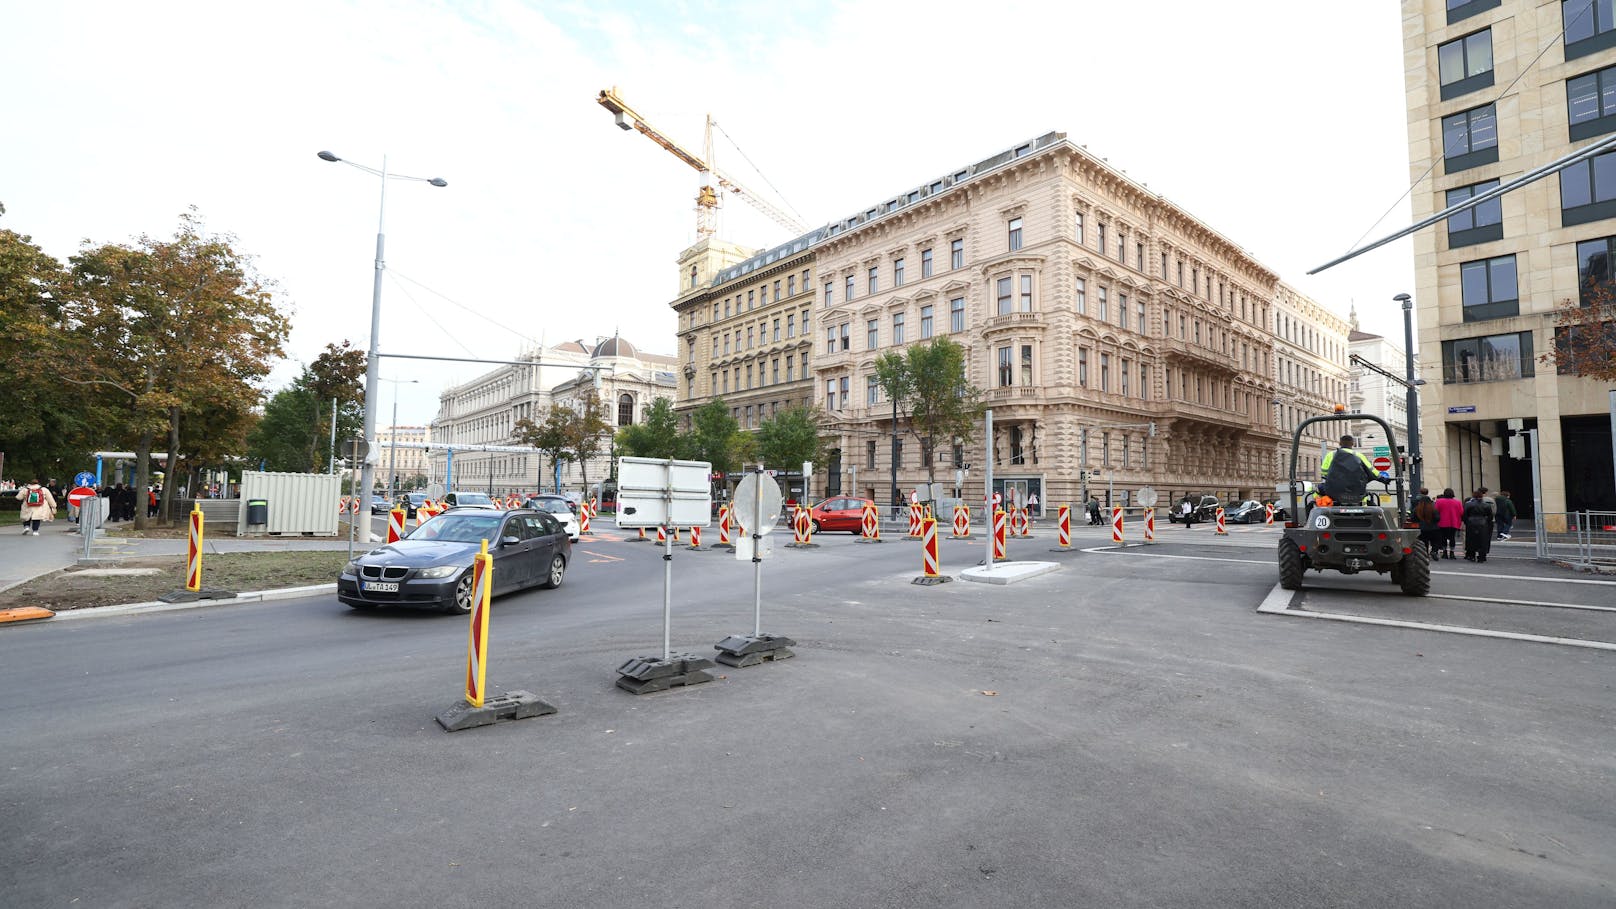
[1320,447,1375,474]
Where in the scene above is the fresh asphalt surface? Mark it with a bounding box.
[2,521,1613,907]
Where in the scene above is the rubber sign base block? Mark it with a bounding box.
[615,653,717,694]
[436,690,557,732]
[713,633,796,668]
[854,538,885,544]
[911,575,953,586]
[784,541,820,549]
[157,588,238,604]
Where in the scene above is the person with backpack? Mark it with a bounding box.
[1318,435,1381,506]
[1411,487,1441,559]
[1462,489,1495,562]
[15,479,57,535]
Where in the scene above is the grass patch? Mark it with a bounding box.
[0,551,348,612]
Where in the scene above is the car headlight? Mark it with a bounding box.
[417,565,460,579]
[343,560,360,575]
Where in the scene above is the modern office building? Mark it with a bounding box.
[1403,0,1616,518]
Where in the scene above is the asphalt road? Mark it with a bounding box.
[2,523,1613,907]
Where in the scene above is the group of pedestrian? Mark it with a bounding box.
[1412,486,1514,563]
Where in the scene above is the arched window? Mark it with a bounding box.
[618,393,634,426]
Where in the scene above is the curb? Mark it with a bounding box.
[47,583,338,622]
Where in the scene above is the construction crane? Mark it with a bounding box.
[597,86,807,239]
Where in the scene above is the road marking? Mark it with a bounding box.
[1090,545,1616,588]
[1431,569,1616,586]
[1081,546,1270,565]
[581,548,623,564]
[1256,582,1616,652]
[1427,593,1616,614]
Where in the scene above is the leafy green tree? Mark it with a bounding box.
[874,337,983,484]
[682,397,754,475]
[247,386,321,472]
[563,390,614,492]
[302,341,366,471]
[66,211,289,527]
[616,397,685,459]
[514,405,576,493]
[755,406,826,471]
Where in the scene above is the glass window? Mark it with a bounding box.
[921,248,933,277]
[1100,353,1111,392]
[867,376,879,405]
[1117,292,1128,327]
[1438,29,1492,88]
[997,276,1013,315]
[1577,236,1616,303]
[824,281,833,307]
[1078,347,1089,387]
[839,377,849,408]
[1008,217,1023,251]
[826,379,835,410]
[1459,254,1519,319]
[1019,275,1033,311]
[1565,0,1616,46]
[1075,278,1086,315]
[618,394,634,425]
[867,440,877,469]
[846,275,855,301]
[867,319,879,348]
[920,304,934,339]
[1121,359,1130,396]
[868,267,879,294]
[1441,104,1497,158]
[1442,331,1533,382]
[840,322,850,351]
[786,354,794,381]
[1568,64,1616,135]
[1020,344,1034,386]
[787,314,795,338]
[951,238,964,269]
[772,318,781,342]
[787,275,795,296]
[1136,300,1146,334]
[1098,223,1107,254]
[1098,287,1109,323]
[892,312,905,345]
[1446,180,1503,232]
[772,359,780,383]
[826,328,836,355]
[1139,364,1148,401]
[950,297,965,333]
[998,347,1014,386]
[895,258,905,286]
[1075,212,1085,245]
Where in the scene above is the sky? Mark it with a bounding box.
[3,0,1417,427]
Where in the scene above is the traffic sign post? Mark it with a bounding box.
[715,467,796,668]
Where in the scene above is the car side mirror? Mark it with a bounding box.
[500,535,522,547]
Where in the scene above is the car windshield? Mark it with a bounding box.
[532,499,571,515]
[407,514,503,543]
[452,493,494,506]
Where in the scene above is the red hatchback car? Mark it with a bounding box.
[808,496,876,533]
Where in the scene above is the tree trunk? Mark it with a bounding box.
[132,428,153,532]
[161,406,181,523]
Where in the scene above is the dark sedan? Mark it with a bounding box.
[337,508,570,614]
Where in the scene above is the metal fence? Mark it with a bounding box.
[1535,512,1616,566]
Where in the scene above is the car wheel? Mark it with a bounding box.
[810,520,822,534]
[1398,543,1430,597]
[540,553,566,589]
[444,572,474,615]
[1278,537,1305,590]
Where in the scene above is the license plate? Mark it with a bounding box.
[363,581,399,592]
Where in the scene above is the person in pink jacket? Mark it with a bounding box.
[1433,487,1464,560]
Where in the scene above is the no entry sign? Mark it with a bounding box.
[67,486,97,507]
[1373,456,1393,472]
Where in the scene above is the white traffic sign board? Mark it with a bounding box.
[1137,486,1158,507]
[733,472,783,536]
[616,457,713,527]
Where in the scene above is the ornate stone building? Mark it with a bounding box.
[1272,286,1353,481]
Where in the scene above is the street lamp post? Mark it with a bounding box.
[317,150,446,526]
[1395,293,1423,493]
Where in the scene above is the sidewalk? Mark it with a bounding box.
[0,520,82,594]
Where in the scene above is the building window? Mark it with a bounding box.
[867,376,879,405]
[745,364,752,388]
[1140,364,1149,401]
[1569,64,1616,140]
[1442,331,1533,383]
[772,318,781,342]
[1075,212,1085,245]
[745,405,754,427]
[894,439,903,467]
[723,372,730,393]
[1078,347,1089,387]
[1460,254,1519,321]
[840,322,851,351]
[921,248,934,278]
[892,312,906,345]
[1438,29,1493,101]
[724,333,731,354]
[1441,104,1499,173]
[1020,344,1034,385]
[894,258,905,287]
[920,304,934,339]
[1098,287,1109,323]
[1117,293,1128,327]
[1098,223,1106,255]
[1008,217,1023,251]
[1101,431,1110,468]
[772,359,780,384]
[846,275,855,301]
[1577,235,1616,304]
[1554,321,1616,373]
[801,309,809,332]
[951,238,964,269]
[826,327,836,355]
[1100,353,1111,392]
[786,354,794,382]
[1446,180,1503,248]
[998,346,1014,386]
[787,275,796,296]
[867,319,879,349]
[1121,358,1130,396]
[996,276,1013,315]
[1136,242,1144,270]
[1117,230,1126,261]
[867,440,877,469]
[1566,0,1616,60]
[824,281,834,307]
[746,326,754,349]
[1010,426,1025,465]
[826,380,835,410]
[774,280,781,300]
[1019,275,1033,311]
[748,290,755,309]
[839,377,849,409]
[618,394,634,425]
[868,267,879,294]
[1136,299,1146,334]
[787,313,796,338]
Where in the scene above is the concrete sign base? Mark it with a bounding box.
[436,690,557,732]
[615,653,716,694]
[960,561,1060,585]
[713,633,796,668]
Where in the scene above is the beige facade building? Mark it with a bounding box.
[1403,0,1616,518]
[376,425,429,487]
[671,236,818,436]
[1272,286,1353,480]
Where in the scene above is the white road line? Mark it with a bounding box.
[1255,582,1616,652]
[1080,546,1270,565]
[1427,593,1616,614]
[1431,569,1616,586]
[1090,545,1616,587]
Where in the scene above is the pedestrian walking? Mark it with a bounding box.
[1411,487,1441,558]
[1434,488,1463,560]
[1495,490,1516,541]
[1179,497,1193,527]
[1088,496,1102,526]
[15,479,57,535]
[1462,489,1495,563]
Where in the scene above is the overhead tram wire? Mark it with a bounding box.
[385,273,483,359]
[1331,6,1586,264]
[388,269,546,348]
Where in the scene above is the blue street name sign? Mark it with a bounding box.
[1447,405,1477,415]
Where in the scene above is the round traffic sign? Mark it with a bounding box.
[67,486,98,506]
[73,472,96,489]
[732,472,782,535]
[1137,486,1158,507]
[1373,456,1393,472]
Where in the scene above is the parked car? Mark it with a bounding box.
[338,508,571,614]
[370,495,394,515]
[1167,495,1221,524]
[808,496,876,533]
[526,494,580,541]
[394,493,431,518]
[1226,500,1266,524]
[442,491,497,510]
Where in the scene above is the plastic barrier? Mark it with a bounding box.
[992,507,1007,561]
[1144,507,1156,544]
[350,497,361,515]
[1215,507,1229,536]
[908,503,923,539]
[951,504,971,539]
[387,507,406,544]
[793,506,812,544]
[655,524,667,545]
[914,516,948,585]
[859,501,882,543]
[718,505,733,547]
[1111,506,1124,545]
[1056,505,1071,549]
[1264,503,1275,526]
[1011,507,1030,538]
[463,540,493,708]
[339,496,350,515]
[579,507,591,535]
[186,505,204,592]
[688,525,704,550]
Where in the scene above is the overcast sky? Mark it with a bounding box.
[4,0,1416,427]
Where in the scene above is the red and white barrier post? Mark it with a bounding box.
[1111,506,1124,545]
[718,505,733,547]
[1012,507,1031,538]
[655,524,667,546]
[1144,507,1156,544]
[1055,505,1071,550]
[1264,503,1275,526]
[789,506,815,547]
[907,503,923,539]
[579,506,592,535]
[186,504,203,592]
[951,504,970,539]
[858,501,882,543]
[992,507,1008,561]
[1215,506,1229,536]
[387,507,406,544]
[913,516,950,585]
[688,524,704,550]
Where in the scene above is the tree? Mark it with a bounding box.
[683,398,754,474]
[247,386,321,472]
[755,406,826,471]
[874,337,984,484]
[563,390,613,492]
[1542,283,1616,380]
[66,211,289,528]
[616,397,685,459]
[302,341,367,472]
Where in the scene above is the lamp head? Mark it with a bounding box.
[428,178,448,187]
[317,150,340,162]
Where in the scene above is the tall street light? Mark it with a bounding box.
[1395,293,1423,494]
[317,150,447,524]
[381,377,419,502]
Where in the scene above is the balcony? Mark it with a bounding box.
[985,385,1043,402]
[1162,337,1239,374]
[982,310,1046,335]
